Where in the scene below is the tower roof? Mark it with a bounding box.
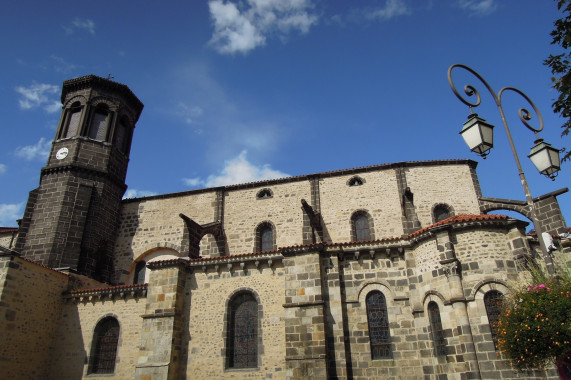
[61,75,144,121]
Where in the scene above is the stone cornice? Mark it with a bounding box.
[41,163,127,191]
[65,283,147,302]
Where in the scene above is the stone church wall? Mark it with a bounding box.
[50,290,147,379]
[0,255,69,380]
[185,263,287,379]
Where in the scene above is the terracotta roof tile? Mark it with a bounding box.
[409,214,509,237]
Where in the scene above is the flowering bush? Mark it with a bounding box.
[497,272,571,372]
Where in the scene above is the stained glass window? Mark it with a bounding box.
[354,214,371,241]
[90,317,120,374]
[428,301,447,356]
[228,293,258,368]
[366,291,391,359]
[259,225,273,252]
[484,290,503,350]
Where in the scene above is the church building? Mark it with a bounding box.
[0,75,569,379]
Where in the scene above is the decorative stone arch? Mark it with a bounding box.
[129,246,181,284]
[63,94,88,109]
[479,199,532,220]
[421,289,448,307]
[356,281,395,304]
[87,314,121,375]
[431,203,455,223]
[347,175,365,187]
[467,278,510,301]
[350,209,375,241]
[254,221,277,253]
[256,188,273,199]
[222,288,264,369]
[87,96,118,110]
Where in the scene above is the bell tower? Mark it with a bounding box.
[15,75,143,283]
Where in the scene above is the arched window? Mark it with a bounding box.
[63,101,82,138]
[366,291,391,359]
[428,301,446,356]
[89,317,120,374]
[133,261,146,285]
[352,212,372,241]
[256,222,275,252]
[114,116,130,153]
[484,290,503,350]
[433,204,452,223]
[256,188,273,199]
[89,104,110,141]
[227,293,258,368]
[348,176,364,186]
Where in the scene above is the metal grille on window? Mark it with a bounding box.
[229,293,258,368]
[484,290,503,350]
[428,301,447,356]
[354,214,371,241]
[260,226,273,252]
[90,318,120,374]
[89,107,109,141]
[366,291,391,359]
[65,106,82,138]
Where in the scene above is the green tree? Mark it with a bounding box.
[545,0,571,162]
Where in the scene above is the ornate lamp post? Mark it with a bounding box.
[447,64,561,274]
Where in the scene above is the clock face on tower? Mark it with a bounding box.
[56,147,69,160]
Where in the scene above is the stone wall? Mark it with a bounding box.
[50,285,147,379]
[0,255,69,380]
[185,260,287,379]
[114,161,484,285]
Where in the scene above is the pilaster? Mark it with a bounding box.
[135,260,188,380]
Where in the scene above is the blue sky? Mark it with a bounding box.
[0,0,569,229]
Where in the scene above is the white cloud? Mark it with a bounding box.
[183,177,203,187]
[183,150,289,188]
[177,102,204,125]
[458,0,496,15]
[0,203,23,227]
[15,138,52,161]
[50,54,77,73]
[0,164,6,174]
[367,0,410,20]
[123,189,158,199]
[15,83,61,113]
[208,0,318,54]
[64,18,96,35]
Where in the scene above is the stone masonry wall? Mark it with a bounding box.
[0,255,69,380]
[319,170,403,240]
[50,292,147,380]
[186,262,287,379]
[405,164,481,227]
[114,162,484,285]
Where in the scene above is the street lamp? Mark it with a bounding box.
[447,64,562,274]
